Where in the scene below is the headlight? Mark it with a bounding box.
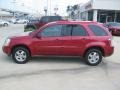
[4,38,11,46]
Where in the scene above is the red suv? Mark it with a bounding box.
[2,21,114,66]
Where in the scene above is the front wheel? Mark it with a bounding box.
[12,47,30,64]
[85,49,102,66]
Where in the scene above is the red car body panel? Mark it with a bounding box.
[3,21,114,58]
[109,27,120,35]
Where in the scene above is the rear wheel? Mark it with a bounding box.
[12,47,30,64]
[85,49,102,66]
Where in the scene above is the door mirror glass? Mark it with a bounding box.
[36,34,41,38]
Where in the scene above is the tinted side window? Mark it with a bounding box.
[40,17,49,23]
[41,25,62,37]
[62,25,72,36]
[50,16,61,22]
[72,25,88,36]
[89,25,108,36]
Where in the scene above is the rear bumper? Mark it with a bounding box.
[104,46,114,57]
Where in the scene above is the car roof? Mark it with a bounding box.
[42,16,61,17]
[46,20,99,26]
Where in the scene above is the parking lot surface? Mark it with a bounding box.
[0,24,120,90]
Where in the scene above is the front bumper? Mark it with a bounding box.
[2,46,11,55]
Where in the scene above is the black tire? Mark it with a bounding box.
[85,49,102,66]
[4,23,8,27]
[12,47,30,64]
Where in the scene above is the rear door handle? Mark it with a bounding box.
[82,38,88,40]
[55,39,59,41]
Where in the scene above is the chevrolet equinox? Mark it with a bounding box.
[2,21,114,66]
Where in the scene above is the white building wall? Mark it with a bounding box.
[0,10,11,16]
[79,0,120,21]
[0,9,13,20]
[80,1,92,13]
[92,0,120,10]
[93,10,97,21]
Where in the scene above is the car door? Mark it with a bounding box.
[33,24,63,55]
[60,24,73,55]
[61,24,89,56]
[70,25,89,56]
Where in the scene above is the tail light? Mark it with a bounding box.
[108,37,114,46]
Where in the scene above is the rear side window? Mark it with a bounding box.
[62,25,72,36]
[61,25,88,36]
[72,25,88,36]
[89,25,108,36]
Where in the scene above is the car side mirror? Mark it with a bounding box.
[36,34,41,39]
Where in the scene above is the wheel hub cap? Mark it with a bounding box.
[15,50,27,62]
[88,52,100,64]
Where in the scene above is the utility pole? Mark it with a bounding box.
[44,7,47,16]
[11,0,17,18]
[44,0,48,16]
[47,0,48,15]
[54,5,58,15]
[49,0,51,15]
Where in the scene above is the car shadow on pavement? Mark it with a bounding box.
[2,53,86,65]
[2,55,13,64]
[30,56,85,65]
[2,53,117,68]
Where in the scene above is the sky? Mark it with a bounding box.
[0,0,89,16]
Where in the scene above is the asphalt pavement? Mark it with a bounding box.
[0,24,120,90]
